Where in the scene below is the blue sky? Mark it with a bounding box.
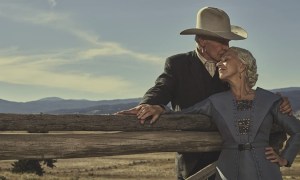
[0,0,299,102]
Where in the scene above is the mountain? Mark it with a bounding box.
[270,87,300,92]
[0,97,141,114]
[47,88,300,115]
[271,87,300,111]
[46,102,139,115]
[0,87,299,115]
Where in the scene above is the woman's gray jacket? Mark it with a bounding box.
[167,88,300,180]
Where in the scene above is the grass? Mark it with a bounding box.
[0,153,299,180]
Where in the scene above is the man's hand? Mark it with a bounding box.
[265,147,288,167]
[277,93,293,115]
[114,104,165,124]
[114,105,141,115]
[137,104,165,124]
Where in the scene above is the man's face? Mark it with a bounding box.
[202,38,229,62]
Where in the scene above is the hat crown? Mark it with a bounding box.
[196,7,231,32]
[180,6,247,40]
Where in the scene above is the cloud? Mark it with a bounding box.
[0,2,163,98]
[0,3,164,64]
[48,0,57,8]
[0,54,132,94]
[77,43,163,64]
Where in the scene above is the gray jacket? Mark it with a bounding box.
[167,87,300,180]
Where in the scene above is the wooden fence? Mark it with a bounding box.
[0,113,226,160]
[0,113,288,179]
[0,113,286,160]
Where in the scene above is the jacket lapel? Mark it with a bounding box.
[189,51,213,83]
[210,91,240,142]
[250,87,281,141]
[210,88,281,143]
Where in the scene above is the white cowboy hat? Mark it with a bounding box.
[180,7,248,40]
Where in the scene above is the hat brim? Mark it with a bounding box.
[180,25,247,40]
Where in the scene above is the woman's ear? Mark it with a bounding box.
[239,63,246,73]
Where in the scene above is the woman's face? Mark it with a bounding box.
[217,49,243,81]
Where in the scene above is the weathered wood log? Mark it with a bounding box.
[0,114,283,132]
[0,131,222,160]
[0,113,214,132]
[0,114,288,161]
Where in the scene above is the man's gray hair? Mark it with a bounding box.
[229,47,259,88]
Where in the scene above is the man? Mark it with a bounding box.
[117,7,291,180]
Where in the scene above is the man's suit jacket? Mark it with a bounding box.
[140,50,229,110]
[139,50,229,178]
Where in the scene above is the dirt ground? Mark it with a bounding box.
[0,153,299,180]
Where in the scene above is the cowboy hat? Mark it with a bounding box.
[180,7,247,40]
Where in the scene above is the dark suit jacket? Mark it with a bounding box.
[140,50,229,110]
[139,50,229,178]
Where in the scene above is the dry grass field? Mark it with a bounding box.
[0,153,299,180]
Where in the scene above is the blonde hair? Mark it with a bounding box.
[229,47,258,88]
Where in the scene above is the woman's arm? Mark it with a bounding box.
[272,101,300,167]
[165,98,213,116]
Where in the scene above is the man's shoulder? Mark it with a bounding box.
[166,51,196,64]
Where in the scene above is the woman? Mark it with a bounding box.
[141,47,300,180]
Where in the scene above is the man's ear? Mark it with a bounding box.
[197,37,207,47]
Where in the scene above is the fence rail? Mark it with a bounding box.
[0,113,215,132]
[0,113,285,161]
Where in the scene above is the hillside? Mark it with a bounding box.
[0,98,141,114]
[272,90,300,111]
[0,87,299,115]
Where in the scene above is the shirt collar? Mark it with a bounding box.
[195,48,207,65]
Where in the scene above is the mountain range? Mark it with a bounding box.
[270,87,300,113]
[0,87,299,115]
[0,97,141,114]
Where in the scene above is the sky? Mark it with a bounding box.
[0,0,299,102]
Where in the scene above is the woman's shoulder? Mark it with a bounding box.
[207,87,282,105]
[255,87,281,101]
[208,88,281,100]
[207,91,232,106]
[209,90,231,99]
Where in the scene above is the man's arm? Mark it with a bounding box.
[116,58,177,123]
[140,57,176,105]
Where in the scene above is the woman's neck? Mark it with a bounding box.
[228,79,254,100]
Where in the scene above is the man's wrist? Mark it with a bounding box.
[156,104,165,113]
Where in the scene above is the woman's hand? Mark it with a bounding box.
[265,147,288,166]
